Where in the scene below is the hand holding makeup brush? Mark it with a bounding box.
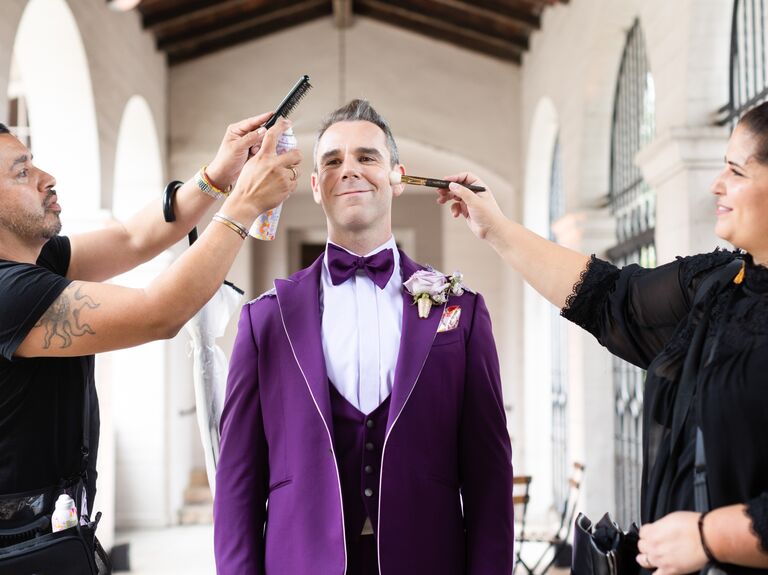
[437,171,590,310]
[436,172,506,240]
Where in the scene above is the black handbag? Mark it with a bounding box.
[0,518,101,574]
[572,512,640,575]
[0,378,111,574]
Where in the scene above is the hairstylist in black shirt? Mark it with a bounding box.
[436,103,768,575]
[0,114,301,508]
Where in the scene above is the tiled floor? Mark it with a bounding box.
[115,524,571,574]
[115,525,215,574]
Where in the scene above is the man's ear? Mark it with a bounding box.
[310,171,322,205]
[391,164,406,197]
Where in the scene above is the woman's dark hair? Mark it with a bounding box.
[0,123,10,135]
[738,101,768,164]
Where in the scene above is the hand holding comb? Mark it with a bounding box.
[263,75,312,129]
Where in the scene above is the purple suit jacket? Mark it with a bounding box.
[214,251,514,575]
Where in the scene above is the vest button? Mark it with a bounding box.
[364,488,374,497]
[365,442,375,452]
[366,419,375,429]
[364,465,374,474]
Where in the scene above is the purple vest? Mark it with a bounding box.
[329,382,390,543]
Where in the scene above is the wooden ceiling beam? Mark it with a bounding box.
[383,0,530,43]
[158,0,325,50]
[333,0,354,28]
[356,0,524,63]
[144,0,287,36]
[164,1,332,65]
[141,0,233,30]
[427,0,540,32]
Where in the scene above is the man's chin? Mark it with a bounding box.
[42,222,62,240]
[334,216,374,234]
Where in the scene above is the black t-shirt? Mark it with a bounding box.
[0,236,95,495]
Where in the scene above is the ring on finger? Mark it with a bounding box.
[641,554,655,570]
[288,166,298,181]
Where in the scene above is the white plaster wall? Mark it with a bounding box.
[63,0,167,206]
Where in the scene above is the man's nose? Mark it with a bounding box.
[340,157,360,179]
[38,168,56,191]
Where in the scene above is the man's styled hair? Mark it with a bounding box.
[313,99,399,170]
[0,123,10,135]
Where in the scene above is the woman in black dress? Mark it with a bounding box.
[437,103,768,574]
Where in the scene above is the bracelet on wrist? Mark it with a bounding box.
[195,165,232,200]
[212,212,248,240]
[698,511,724,567]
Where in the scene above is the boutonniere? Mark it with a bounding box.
[404,269,465,318]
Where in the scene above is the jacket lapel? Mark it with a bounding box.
[387,252,443,434]
[275,256,333,434]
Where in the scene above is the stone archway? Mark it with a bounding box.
[12,0,101,227]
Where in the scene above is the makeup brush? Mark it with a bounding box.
[389,172,486,193]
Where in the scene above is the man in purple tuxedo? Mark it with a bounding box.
[214,99,514,575]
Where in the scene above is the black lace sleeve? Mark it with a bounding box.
[562,254,697,369]
[746,493,768,553]
[675,249,736,302]
[561,255,621,335]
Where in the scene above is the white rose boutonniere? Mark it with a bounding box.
[404,269,466,318]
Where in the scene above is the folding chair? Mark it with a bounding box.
[512,475,533,574]
[516,462,585,575]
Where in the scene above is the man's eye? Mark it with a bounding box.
[359,156,374,162]
[325,159,341,166]
[17,169,28,178]
[730,168,744,177]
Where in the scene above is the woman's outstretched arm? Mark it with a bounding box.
[437,172,589,309]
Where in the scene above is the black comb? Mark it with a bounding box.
[263,75,312,129]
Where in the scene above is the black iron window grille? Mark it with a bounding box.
[719,0,768,126]
[607,19,656,528]
[549,136,568,510]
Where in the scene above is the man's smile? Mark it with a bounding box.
[336,189,372,197]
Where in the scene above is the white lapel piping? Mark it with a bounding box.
[275,286,348,575]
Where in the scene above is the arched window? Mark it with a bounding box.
[607,19,655,527]
[720,0,768,125]
[549,136,568,509]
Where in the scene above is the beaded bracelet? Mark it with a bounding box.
[195,166,232,200]
[698,511,724,567]
[212,213,248,240]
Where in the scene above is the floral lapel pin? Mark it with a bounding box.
[404,269,465,318]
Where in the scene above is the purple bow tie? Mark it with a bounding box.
[327,244,395,289]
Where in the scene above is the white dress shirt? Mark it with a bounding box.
[320,237,403,414]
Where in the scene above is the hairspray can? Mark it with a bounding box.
[249,127,297,240]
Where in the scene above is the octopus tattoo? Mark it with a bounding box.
[35,284,100,348]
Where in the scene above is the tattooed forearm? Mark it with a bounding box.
[34,283,100,348]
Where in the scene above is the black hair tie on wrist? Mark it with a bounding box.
[163,180,198,245]
[699,511,724,567]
